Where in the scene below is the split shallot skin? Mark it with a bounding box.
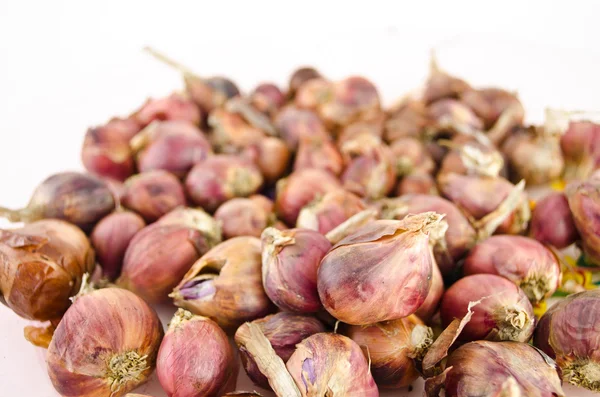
[535,289,600,392]
[318,212,445,325]
[47,288,164,397]
[235,312,326,389]
[440,274,535,343]
[286,333,379,397]
[425,341,565,397]
[0,219,95,321]
[463,235,561,303]
[157,309,237,397]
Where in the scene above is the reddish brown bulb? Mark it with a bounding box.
[185,155,264,212]
[122,170,186,222]
[130,120,212,177]
[294,135,343,176]
[566,176,600,266]
[384,100,431,142]
[288,66,322,98]
[530,192,578,248]
[422,56,471,104]
[250,83,286,118]
[214,195,276,239]
[561,119,600,181]
[0,172,116,232]
[81,117,140,181]
[132,92,202,127]
[396,172,438,196]
[91,211,146,280]
[389,137,436,177]
[208,108,266,153]
[275,169,342,226]
[427,98,484,136]
[117,207,221,303]
[460,87,524,129]
[261,227,331,312]
[274,106,330,151]
[242,137,291,184]
[337,117,385,148]
[296,190,366,234]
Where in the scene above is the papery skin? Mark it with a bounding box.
[345,315,432,388]
[294,136,343,176]
[132,120,212,177]
[384,100,431,141]
[185,155,264,212]
[208,108,266,153]
[502,126,564,185]
[275,169,342,226]
[318,76,381,128]
[242,137,291,183]
[440,274,535,342]
[47,288,164,397]
[530,192,578,249]
[235,312,326,389]
[427,98,484,134]
[341,137,396,200]
[296,190,366,235]
[416,261,444,321]
[295,78,332,111]
[82,117,140,181]
[288,67,322,98]
[422,60,471,104]
[534,289,600,391]
[438,172,530,235]
[0,172,116,232]
[463,235,561,303]
[261,228,331,312]
[91,211,146,280]
[389,137,435,176]
[215,195,275,239]
[318,216,439,325]
[460,87,524,129]
[379,195,476,277]
[274,106,330,151]
[426,341,565,397]
[118,208,221,303]
[337,117,385,148]
[132,92,202,127]
[157,310,236,397]
[172,237,275,329]
[0,220,95,320]
[286,333,379,397]
[122,170,187,222]
[566,177,600,266]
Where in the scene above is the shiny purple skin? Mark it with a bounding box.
[318,216,439,325]
[426,341,565,397]
[535,289,600,391]
[122,170,187,222]
[133,120,212,177]
[530,192,578,248]
[275,169,342,226]
[234,313,326,389]
[286,333,379,397]
[261,228,332,313]
[185,155,264,212]
[440,274,535,342]
[463,235,561,303]
[90,211,146,280]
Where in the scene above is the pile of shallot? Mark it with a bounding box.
[2,48,600,397]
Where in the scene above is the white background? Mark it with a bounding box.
[1,1,599,395]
